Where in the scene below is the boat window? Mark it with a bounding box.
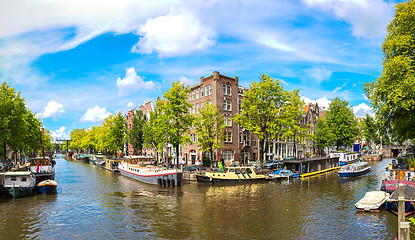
[21,177,27,182]
[235,169,241,174]
[228,169,235,172]
[11,177,17,181]
[247,169,252,174]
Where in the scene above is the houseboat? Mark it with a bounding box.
[329,152,360,166]
[387,185,415,216]
[196,166,267,184]
[119,156,182,187]
[30,157,55,184]
[337,161,371,177]
[3,171,36,198]
[283,157,340,179]
[355,191,389,212]
[380,160,415,194]
[105,158,124,171]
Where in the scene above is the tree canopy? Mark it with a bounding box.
[234,74,303,164]
[193,103,225,165]
[0,82,47,160]
[364,0,415,141]
[325,97,358,149]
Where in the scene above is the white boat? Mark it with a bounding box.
[3,171,36,198]
[329,152,360,166]
[119,156,182,187]
[355,191,390,212]
[338,161,371,177]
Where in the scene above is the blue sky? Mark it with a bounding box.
[0,0,402,140]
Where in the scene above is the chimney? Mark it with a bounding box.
[235,77,238,85]
[213,71,220,80]
[200,77,204,83]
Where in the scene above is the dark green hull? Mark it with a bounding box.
[4,186,34,198]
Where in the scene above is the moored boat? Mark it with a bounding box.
[105,158,123,171]
[196,166,267,184]
[268,169,299,180]
[330,152,360,166]
[37,179,57,195]
[78,155,90,163]
[30,157,55,184]
[338,161,371,177]
[355,191,389,212]
[3,171,36,198]
[119,156,182,187]
[387,185,415,216]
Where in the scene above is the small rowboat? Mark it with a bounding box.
[355,191,389,212]
[37,179,57,195]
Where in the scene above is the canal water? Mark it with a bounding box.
[0,155,404,239]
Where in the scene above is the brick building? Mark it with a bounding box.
[183,71,258,166]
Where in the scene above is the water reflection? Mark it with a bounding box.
[0,156,404,239]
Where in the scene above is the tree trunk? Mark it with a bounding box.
[3,142,6,161]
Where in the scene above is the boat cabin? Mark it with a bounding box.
[3,171,35,188]
[105,158,124,171]
[284,157,339,175]
[123,156,155,166]
[329,152,359,163]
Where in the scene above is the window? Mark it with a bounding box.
[223,150,234,162]
[227,100,231,111]
[11,177,17,181]
[192,91,195,100]
[205,86,208,96]
[192,105,195,114]
[223,99,227,110]
[201,102,204,109]
[209,84,212,95]
[223,84,226,95]
[201,87,204,97]
[224,115,232,126]
[227,85,231,95]
[209,100,212,105]
[196,103,199,113]
[239,99,242,111]
[196,89,199,99]
[21,177,27,182]
[224,131,232,142]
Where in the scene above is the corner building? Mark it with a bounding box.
[182,71,258,166]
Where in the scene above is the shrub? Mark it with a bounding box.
[202,156,211,167]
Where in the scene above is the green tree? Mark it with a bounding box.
[105,112,126,156]
[159,81,193,165]
[69,129,86,151]
[128,110,146,155]
[314,118,334,156]
[234,74,291,165]
[0,82,33,160]
[363,114,379,148]
[326,97,358,150]
[144,110,167,162]
[194,103,225,166]
[364,1,415,140]
[280,90,311,158]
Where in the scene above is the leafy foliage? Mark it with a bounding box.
[127,110,146,154]
[193,103,225,164]
[158,81,193,163]
[234,74,300,164]
[325,98,358,149]
[0,82,47,160]
[364,1,415,140]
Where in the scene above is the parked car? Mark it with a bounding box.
[264,160,282,169]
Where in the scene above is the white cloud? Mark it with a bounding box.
[259,34,296,52]
[333,81,347,93]
[51,126,69,141]
[81,106,111,123]
[42,100,65,118]
[131,10,216,57]
[306,68,332,84]
[116,67,155,96]
[301,96,331,110]
[302,0,394,38]
[178,76,197,86]
[127,102,134,108]
[353,102,375,118]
